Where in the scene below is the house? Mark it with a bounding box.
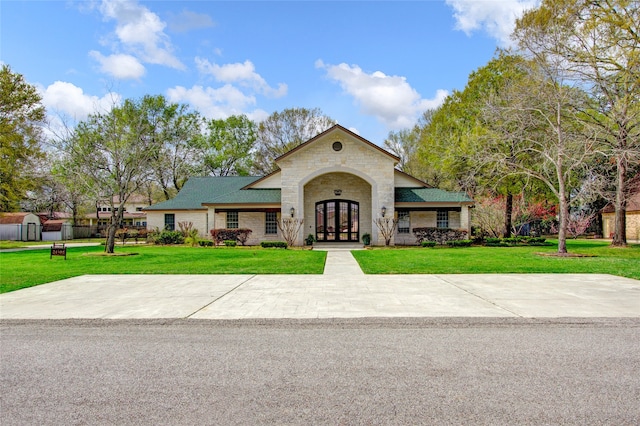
[83,194,149,229]
[145,125,474,245]
[602,176,640,241]
[0,212,42,241]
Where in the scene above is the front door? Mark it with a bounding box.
[315,200,359,242]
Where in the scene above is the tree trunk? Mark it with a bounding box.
[503,192,513,238]
[611,158,627,246]
[105,220,117,253]
[557,191,568,254]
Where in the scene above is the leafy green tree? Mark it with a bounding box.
[252,107,335,175]
[418,52,533,236]
[383,110,433,180]
[0,65,46,211]
[144,95,201,200]
[514,0,640,246]
[195,115,256,176]
[63,96,164,253]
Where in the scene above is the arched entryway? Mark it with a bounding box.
[315,199,359,242]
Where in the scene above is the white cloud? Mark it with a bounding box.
[195,58,287,98]
[316,60,448,130]
[167,10,214,33]
[446,0,539,47]
[89,51,145,79]
[166,84,258,119]
[97,0,185,71]
[40,81,120,121]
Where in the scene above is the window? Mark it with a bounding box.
[265,211,278,234]
[437,210,449,228]
[397,210,410,233]
[136,207,143,212]
[164,213,175,231]
[226,211,238,229]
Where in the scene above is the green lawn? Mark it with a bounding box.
[0,245,327,293]
[352,239,640,279]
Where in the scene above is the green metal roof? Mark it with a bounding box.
[395,188,473,203]
[147,178,472,211]
[145,176,281,210]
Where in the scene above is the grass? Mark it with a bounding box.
[352,239,640,279]
[0,245,326,293]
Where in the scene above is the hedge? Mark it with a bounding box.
[412,227,468,245]
[421,241,437,248]
[446,239,473,247]
[210,228,253,245]
[260,241,288,249]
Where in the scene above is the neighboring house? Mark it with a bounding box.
[0,212,42,241]
[145,125,474,245]
[602,176,640,241]
[83,194,149,229]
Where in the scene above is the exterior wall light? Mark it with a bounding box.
[381,206,387,217]
[334,189,342,196]
[290,207,295,218]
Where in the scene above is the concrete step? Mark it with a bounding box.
[313,242,364,250]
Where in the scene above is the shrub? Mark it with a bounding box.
[446,239,473,247]
[362,233,371,246]
[412,227,468,245]
[305,234,316,246]
[223,240,237,247]
[502,237,519,245]
[210,228,253,245]
[421,241,437,248]
[260,241,287,249]
[198,240,214,247]
[486,237,502,244]
[153,230,184,245]
[529,237,546,244]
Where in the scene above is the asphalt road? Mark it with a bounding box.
[2,318,639,425]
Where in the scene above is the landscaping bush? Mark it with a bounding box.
[485,237,502,244]
[153,230,185,245]
[529,237,546,244]
[446,239,473,247]
[210,228,253,245]
[502,237,519,245]
[260,241,288,249]
[305,234,316,246]
[412,227,468,245]
[198,240,214,247]
[421,241,437,248]
[223,240,237,247]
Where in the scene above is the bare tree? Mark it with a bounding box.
[514,0,640,246]
[374,217,398,246]
[252,108,335,175]
[277,218,303,247]
[482,59,597,254]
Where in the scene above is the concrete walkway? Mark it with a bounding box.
[321,249,365,275]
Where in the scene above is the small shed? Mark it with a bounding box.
[41,219,73,241]
[0,213,42,241]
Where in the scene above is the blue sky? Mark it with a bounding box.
[1,0,539,143]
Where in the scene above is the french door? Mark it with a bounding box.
[315,200,359,242]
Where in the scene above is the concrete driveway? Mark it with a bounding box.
[1,273,638,319]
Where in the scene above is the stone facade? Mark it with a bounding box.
[276,129,396,245]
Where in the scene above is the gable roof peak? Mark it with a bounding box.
[275,124,400,163]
